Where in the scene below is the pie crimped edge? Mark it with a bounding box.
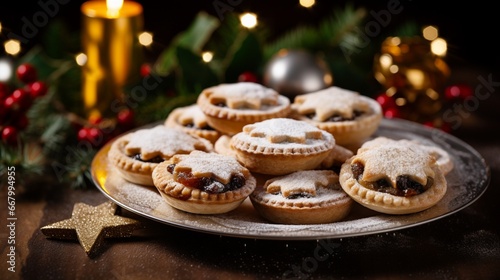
[197,82,292,135]
[338,143,447,215]
[291,87,383,147]
[108,126,214,186]
[152,151,257,214]
[230,118,336,175]
[250,170,353,224]
[164,104,221,144]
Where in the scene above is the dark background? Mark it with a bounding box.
[1,0,498,73]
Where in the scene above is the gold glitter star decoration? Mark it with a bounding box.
[40,201,141,258]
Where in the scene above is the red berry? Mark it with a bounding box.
[2,126,18,145]
[376,93,397,110]
[238,71,259,83]
[77,127,102,147]
[77,127,88,142]
[87,127,101,140]
[29,81,48,98]
[445,84,473,100]
[383,107,401,119]
[140,63,151,77]
[4,95,18,111]
[16,63,38,84]
[117,109,134,127]
[11,88,32,110]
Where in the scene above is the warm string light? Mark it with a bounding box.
[240,13,257,29]
[4,40,21,56]
[75,53,87,66]
[138,32,153,47]
[299,0,316,8]
[423,25,447,57]
[0,59,13,82]
[202,51,213,63]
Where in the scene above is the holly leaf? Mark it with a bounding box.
[154,12,220,76]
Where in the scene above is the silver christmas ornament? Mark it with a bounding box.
[263,49,333,99]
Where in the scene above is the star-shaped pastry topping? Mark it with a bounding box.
[125,125,209,160]
[172,151,249,184]
[177,105,209,128]
[294,86,370,121]
[265,170,338,198]
[207,82,279,109]
[40,201,141,258]
[243,118,323,144]
[352,142,436,187]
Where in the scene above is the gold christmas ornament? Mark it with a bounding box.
[41,201,141,258]
[373,36,451,121]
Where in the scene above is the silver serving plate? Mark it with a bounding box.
[91,118,490,240]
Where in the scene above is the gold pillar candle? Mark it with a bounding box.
[81,0,143,118]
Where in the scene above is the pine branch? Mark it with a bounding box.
[263,5,367,60]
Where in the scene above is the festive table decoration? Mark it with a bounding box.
[263,49,333,99]
[40,201,141,258]
[80,0,144,118]
[373,35,451,123]
[1,4,431,191]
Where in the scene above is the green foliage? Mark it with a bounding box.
[262,4,367,60]
[10,4,407,190]
[153,12,220,76]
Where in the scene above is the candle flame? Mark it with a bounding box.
[107,0,123,17]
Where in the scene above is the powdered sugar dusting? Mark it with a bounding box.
[265,170,338,197]
[293,86,372,121]
[207,82,279,109]
[176,104,209,128]
[353,142,435,186]
[94,118,489,239]
[173,151,249,184]
[237,118,335,150]
[125,125,211,160]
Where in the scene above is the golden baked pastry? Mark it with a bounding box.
[152,150,256,214]
[291,86,382,148]
[197,82,291,135]
[358,136,454,175]
[316,144,354,173]
[250,170,353,224]
[214,135,236,157]
[108,125,213,186]
[164,104,221,144]
[231,118,336,175]
[339,140,447,215]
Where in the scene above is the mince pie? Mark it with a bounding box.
[165,104,221,144]
[230,118,335,175]
[358,136,454,175]
[339,140,447,214]
[250,170,353,224]
[197,82,291,135]
[291,86,382,147]
[108,125,213,186]
[152,150,256,214]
